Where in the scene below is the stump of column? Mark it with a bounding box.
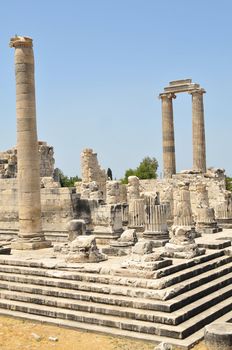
[160,93,176,179]
[143,194,169,247]
[204,323,232,350]
[127,176,140,201]
[191,89,207,173]
[164,182,205,258]
[195,183,222,234]
[10,36,51,250]
[128,199,145,232]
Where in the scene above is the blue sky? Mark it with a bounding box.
[1,0,232,178]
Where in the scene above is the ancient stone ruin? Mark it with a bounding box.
[0,38,231,349]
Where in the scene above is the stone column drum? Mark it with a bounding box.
[10,36,50,249]
[195,183,221,234]
[160,93,176,179]
[143,194,169,245]
[191,89,206,173]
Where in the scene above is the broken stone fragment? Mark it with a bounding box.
[67,219,86,241]
[132,240,153,255]
[48,336,58,342]
[154,342,172,350]
[65,235,108,263]
[31,333,42,341]
[164,225,204,259]
[118,229,137,243]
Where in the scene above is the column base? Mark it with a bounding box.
[11,237,51,250]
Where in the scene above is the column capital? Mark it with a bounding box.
[9,35,33,49]
[159,92,176,100]
[189,88,206,96]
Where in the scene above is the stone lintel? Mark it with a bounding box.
[164,83,200,94]
[169,79,192,86]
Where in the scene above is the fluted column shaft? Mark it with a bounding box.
[160,93,176,178]
[191,89,206,173]
[10,36,49,248]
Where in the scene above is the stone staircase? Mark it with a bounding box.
[0,251,231,349]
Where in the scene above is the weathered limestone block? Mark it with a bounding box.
[92,204,123,243]
[173,182,194,227]
[41,187,80,234]
[121,203,129,226]
[120,184,127,203]
[128,198,145,230]
[127,176,140,201]
[38,142,55,177]
[0,148,17,178]
[89,181,104,200]
[41,177,60,189]
[154,342,172,350]
[164,225,204,259]
[0,142,55,179]
[106,181,121,204]
[119,247,172,278]
[204,323,232,350]
[195,183,221,234]
[110,229,137,248]
[118,229,137,243]
[143,194,169,245]
[132,240,153,255]
[79,181,103,200]
[61,235,107,263]
[81,148,107,199]
[160,184,174,225]
[215,190,232,227]
[67,219,86,241]
[75,181,82,194]
[108,229,137,256]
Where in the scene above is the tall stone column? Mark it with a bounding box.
[10,36,50,249]
[160,93,176,179]
[191,89,206,173]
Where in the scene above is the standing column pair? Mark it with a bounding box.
[160,88,207,177]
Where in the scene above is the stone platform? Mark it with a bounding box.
[195,229,232,250]
[0,240,230,349]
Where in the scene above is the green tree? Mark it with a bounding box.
[107,168,113,180]
[226,176,232,192]
[55,168,81,187]
[121,157,158,184]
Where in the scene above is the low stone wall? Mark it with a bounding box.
[139,170,228,220]
[0,179,79,238]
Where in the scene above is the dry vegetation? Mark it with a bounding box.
[0,316,208,350]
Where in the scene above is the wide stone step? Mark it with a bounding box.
[0,267,231,316]
[146,250,225,278]
[0,250,224,281]
[0,279,231,326]
[0,308,232,349]
[0,259,231,302]
[0,294,231,339]
[0,253,230,293]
